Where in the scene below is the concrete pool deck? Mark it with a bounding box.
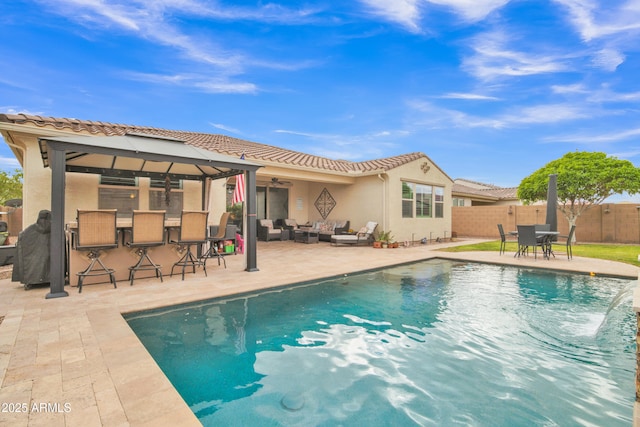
[0,238,638,426]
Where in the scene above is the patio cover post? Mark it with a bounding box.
[46,146,69,299]
[245,170,258,272]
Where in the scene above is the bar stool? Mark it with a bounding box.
[202,212,231,269]
[75,209,118,292]
[170,210,209,280]
[126,210,166,286]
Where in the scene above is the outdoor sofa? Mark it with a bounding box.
[300,219,350,242]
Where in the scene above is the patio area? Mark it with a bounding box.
[0,238,638,426]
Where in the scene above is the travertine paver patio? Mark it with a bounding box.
[0,239,638,426]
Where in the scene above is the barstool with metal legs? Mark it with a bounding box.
[170,210,209,280]
[126,210,166,285]
[202,212,230,269]
[75,209,118,292]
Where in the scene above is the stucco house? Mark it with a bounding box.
[452,178,519,207]
[0,114,453,245]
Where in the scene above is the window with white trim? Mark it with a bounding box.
[401,181,445,219]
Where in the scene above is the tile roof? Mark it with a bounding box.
[0,113,426,174]
[452,182,518,200]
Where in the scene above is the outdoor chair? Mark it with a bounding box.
[516,224,544,260]
[126,210,166,286]
[331,221,377,246]
[202,212,231,269]
[280,219,299,238]
[497,223,514,255]
[257,219,284,241]
[75,209,118,292]
[552,225,575,260]
[170,210,209,280]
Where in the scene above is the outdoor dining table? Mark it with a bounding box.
[509,230,559,259]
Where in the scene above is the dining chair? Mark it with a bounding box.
[516,225,544,260]
[553,225,576,260]
[126,210,166,286]
[75,209,118,292]
[170,210,209,280]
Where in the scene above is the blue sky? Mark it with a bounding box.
[1,0,640,190]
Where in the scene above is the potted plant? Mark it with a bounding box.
[374,230,392,248]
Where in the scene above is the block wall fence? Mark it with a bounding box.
[452,204,640,244]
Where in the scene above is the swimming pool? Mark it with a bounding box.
[125,259,636,426]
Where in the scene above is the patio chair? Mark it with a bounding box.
[126,210,166,286]
[552,225,575,260]
[516,224,544,260]
[497,224,513,255]
[201,212,231,269]
[170,210,209,280]
[75,209,118,292]
[331,221,377,246]
[257,219,284,241]
[279,219,299,239]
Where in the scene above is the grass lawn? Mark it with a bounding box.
[439,240,640,267]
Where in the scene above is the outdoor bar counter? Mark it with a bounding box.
[66,218,201,287]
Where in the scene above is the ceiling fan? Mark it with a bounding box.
[271,177,293,187]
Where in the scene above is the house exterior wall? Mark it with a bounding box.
[452,204,640,243]
[386,158,453,243]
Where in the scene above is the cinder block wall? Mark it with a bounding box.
[452,204,640,244]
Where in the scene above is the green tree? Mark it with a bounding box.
[0,169,23,205]
[517,151,640,239]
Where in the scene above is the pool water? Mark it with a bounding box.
[125,260,636,426]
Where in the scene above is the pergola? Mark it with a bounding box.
[38,133,263,299]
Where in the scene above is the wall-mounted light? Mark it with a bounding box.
[508,206,513,215]
[604,204,610,214]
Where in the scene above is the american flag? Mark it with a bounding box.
[232,154,245,204]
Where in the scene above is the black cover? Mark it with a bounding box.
[12,210,51,288]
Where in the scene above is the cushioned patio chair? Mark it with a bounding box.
[257,219,284,241]
[330,221,377,246]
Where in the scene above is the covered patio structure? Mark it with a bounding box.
[39,133,262,299]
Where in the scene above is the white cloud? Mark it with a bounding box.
[591,48,625,71]
[426,0,510,22]
[209,123,243,135]
[552,0,640,41]
[463,31,569,81]
[439,92,500,100]
[0,156,21,170]
[546,128,640,144]
[358,0,423,32]
[123,71,258,94]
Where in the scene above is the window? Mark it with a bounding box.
[434,187,444,218]
[415,184,432,218]
[453,198,465,207]
[402,182,414,218]
[401,181,445,219]
[99,176,139,217]
[150,177,183,218]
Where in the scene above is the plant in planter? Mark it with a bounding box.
[374,230,393,248]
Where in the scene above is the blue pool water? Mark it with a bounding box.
[125,259,636,426]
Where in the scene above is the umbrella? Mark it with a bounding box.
[545,174,558,233]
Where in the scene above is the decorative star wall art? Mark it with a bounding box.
[314,188,336,219]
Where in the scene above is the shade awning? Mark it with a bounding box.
[38,133,262,180]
